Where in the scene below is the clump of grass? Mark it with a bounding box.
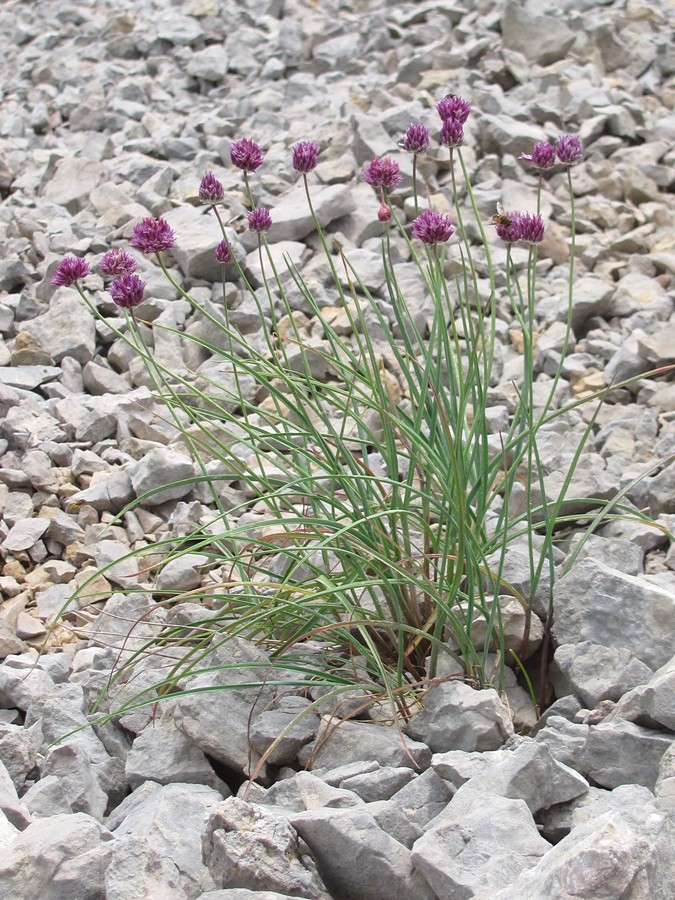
[51,108,671,739]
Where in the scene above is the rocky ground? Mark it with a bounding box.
[1,0,675,897]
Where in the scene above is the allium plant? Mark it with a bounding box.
[53,95,671,751]
[108,274,146,309]
[50,255,90,286]
[129,217,176,254]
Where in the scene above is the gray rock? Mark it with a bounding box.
[580,717,675,790]
[552,559,675,670]
[566,534,644,576]
[173,637,275,776]
[125,721,232,794]
[412,793,550,900]
[489,793,675,900]
[105,782,222,899]
[0,807,19,848]
[66,468,135,513]
[20,293,96,364]
[82,360,132,395]
[551,642,654,707]
[20,774,73,819]
[534,715,591,769]
[437,741,588,816]
[405,681,514,753]
[0,812,114,899]
[2,404,66,449]
[432,748,509,787]
[154,552,210,593]
[291,805,436,900]
[40,743,110,821]
[336,765,416,803]
[0,663,55,712]
[93,539,143,588]
[298,718,432,773]
[655,743,675,812]
[165,204,236,282]
[259,770,364,813]
[203,798,330,899]
[501,1,575,65]
[268,183,356,243]
[380,767,455,845]
[0,364,61,390]
[196,891,298,900]
[538,783,657,843]
[2,516,49,552]
[128,447,195,506]
[244,240,308,289]
[88,591,166,655]
[0,757,31,829]
[41,157,108,213]
[249,697,320,767]
[188,46,229,82]
[611,654,675,731]
[0,718,40,790]
[485,545,550,619]
[0,620,23,659]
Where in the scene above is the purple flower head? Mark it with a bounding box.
[517,212,545,244]
[108,274,146,310]
[199,171,224,203]
[400,123,430,154]
[230,137,265,173]
[378,201,392,223]
[519,141,556,170]
[215,240,232,263]
[361,156,402,189]
[494,212,523,244]
[292,140,319,173]
[412,209,455,246]
[436,94,471,124]
[99,248,137,278]
[129,217,176,254]
[556,134,583,165]
[51,256,90,287]
[440,118,464,149]
[247,207,272,234]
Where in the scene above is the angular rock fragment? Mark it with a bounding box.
[204,798,330,899]
[412,794,550,899]
[0,812,114,899]
[405,681,514,753]
[552,559,675,670]
[291,805,436,900]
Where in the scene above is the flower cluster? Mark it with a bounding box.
[436,94,471,125]
[199,171,224,203]
[399,123,430,154]
[494,211,545,245]
[50,256,90,287]
[520,134,582,170]
[519,141,556,170]
[361,156,402,189]
[230,137,265,173]
[108,274,146,309]
[440,118,464,149]
[215,240,232,263]
[247,207,272,234]
[556,133,583,165]
[412,209,455,245]
[435,94,470,149]
[99,248,137,278]
[292,140,319,173]
[129,218,176,254]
